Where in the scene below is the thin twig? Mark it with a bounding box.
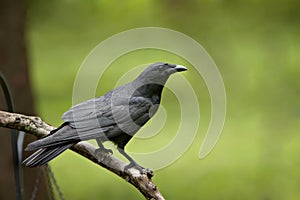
[0,110,165,200]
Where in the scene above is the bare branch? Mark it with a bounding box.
[0,110,165,200]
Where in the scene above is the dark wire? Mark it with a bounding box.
[0,72,24,200]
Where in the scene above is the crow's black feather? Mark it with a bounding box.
[23,62,187,168]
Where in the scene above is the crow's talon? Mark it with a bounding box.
[124,163,135,172]
[124,163,153,177]
[95,148,113,155]
[142,168,154,177]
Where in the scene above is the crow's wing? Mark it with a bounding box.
[61,95,154,139]
[106,96,155,137]
[62,93,111,123]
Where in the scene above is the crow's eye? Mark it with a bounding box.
[164,63,169,66]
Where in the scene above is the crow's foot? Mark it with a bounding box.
[95,147,113,155]
[124,162,154,178]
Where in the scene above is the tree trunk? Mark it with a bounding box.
[0,0,49,199]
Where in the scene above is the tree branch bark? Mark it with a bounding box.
[0,110,165,200]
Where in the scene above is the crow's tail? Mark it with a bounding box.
[23,143,74,167]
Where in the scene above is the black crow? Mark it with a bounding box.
[23,62,187,170]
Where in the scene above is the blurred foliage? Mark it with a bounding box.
[25,0,300,199]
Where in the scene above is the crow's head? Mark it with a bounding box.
[136,62,187,85]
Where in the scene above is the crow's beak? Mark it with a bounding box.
[174,65,187,72]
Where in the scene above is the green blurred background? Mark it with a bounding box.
[26,0,300,199]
